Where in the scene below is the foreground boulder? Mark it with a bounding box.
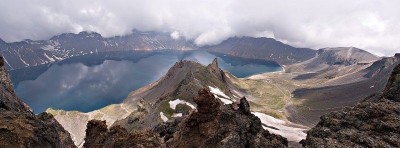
[301,63,400,147]
[0,57,76,148]
[83,120,164,148]
[165,88,288,148]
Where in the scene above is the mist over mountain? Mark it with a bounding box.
[1,1,400,147]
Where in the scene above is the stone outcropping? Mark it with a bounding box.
[84,88,288,148]
[0,56,76,148]
[83,120,163,148]
[301,63,400,147]
[164,88,288,147]
[115,59,236,133]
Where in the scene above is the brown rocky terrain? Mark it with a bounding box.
[84,88,288,148]
[83,120,163,148]
[165,88,288,147]
[113,59,238,133]
[301,63,400,147]
[0,56,76,148]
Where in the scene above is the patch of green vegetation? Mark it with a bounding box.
[249,101,284,119]
[175,104,193,113]
[158,100,175,118]
[234,78,286,110]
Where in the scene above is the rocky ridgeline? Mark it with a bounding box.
[84,88,288,147]
[301,63,400,147]
[0,57,76,147]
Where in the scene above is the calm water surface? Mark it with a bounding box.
[12,50,281,113]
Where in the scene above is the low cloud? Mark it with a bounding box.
[0,0,399,56]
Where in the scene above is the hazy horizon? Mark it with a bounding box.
[1,0,400,56]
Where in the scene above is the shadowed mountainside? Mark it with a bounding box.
[0,56,76,148]
[205,37,316,65]
[289,53,398,126]
[301,63,400,147]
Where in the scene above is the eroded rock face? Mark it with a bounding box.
[301,64,400,147]
[83,120,164,148]
[382,63,400,102]
[0,56,75,148]
[166,88,288,148]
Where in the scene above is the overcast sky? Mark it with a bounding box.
[0,0,399,56]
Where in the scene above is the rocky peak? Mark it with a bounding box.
[207,58,219,70]
[194,88,220,114]
[0,38,5,44]
[239,97,251,115]
[77,31,103,39]
[166,88,288,147]
[317,47,379,65]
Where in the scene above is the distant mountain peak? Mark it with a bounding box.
[77,31,103,38]
[316,47,380,65]
[0,38,5,44]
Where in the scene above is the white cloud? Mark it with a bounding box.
[0,0,399,56]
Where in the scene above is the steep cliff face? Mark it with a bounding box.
[301,64,400,147]
[0,56,76,147]
[382,63,400,102]
[0,57,31,113]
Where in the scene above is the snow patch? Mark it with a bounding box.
[171,113,183,118]
[160,112,168,122]
[208,86,230,99]
[208,86,233,104]
[218,97,233,104]
[169,99,195,110]
[41,41,60,51]
[44,53,55,62]
[252,112,307,142]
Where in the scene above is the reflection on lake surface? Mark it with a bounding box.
[12,50,281,113]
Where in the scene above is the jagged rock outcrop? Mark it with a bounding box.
[84,88,287,148]
[83,120,163,148]
[165,88,288,148]
[114,59,237,133]
[382,62,400,102]
[301,63,400,147]
[0,56,76,147]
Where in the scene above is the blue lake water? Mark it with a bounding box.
[11,50,281,113]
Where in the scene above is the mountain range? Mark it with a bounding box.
[1,30,318,70]
[1,30,400,147]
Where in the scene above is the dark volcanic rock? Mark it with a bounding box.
[301,64,400,147]
[0,57,31,113]
[382,64,400,102]
[166,88,288,148]
[0,56,75,148]
[83,120,164,148]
